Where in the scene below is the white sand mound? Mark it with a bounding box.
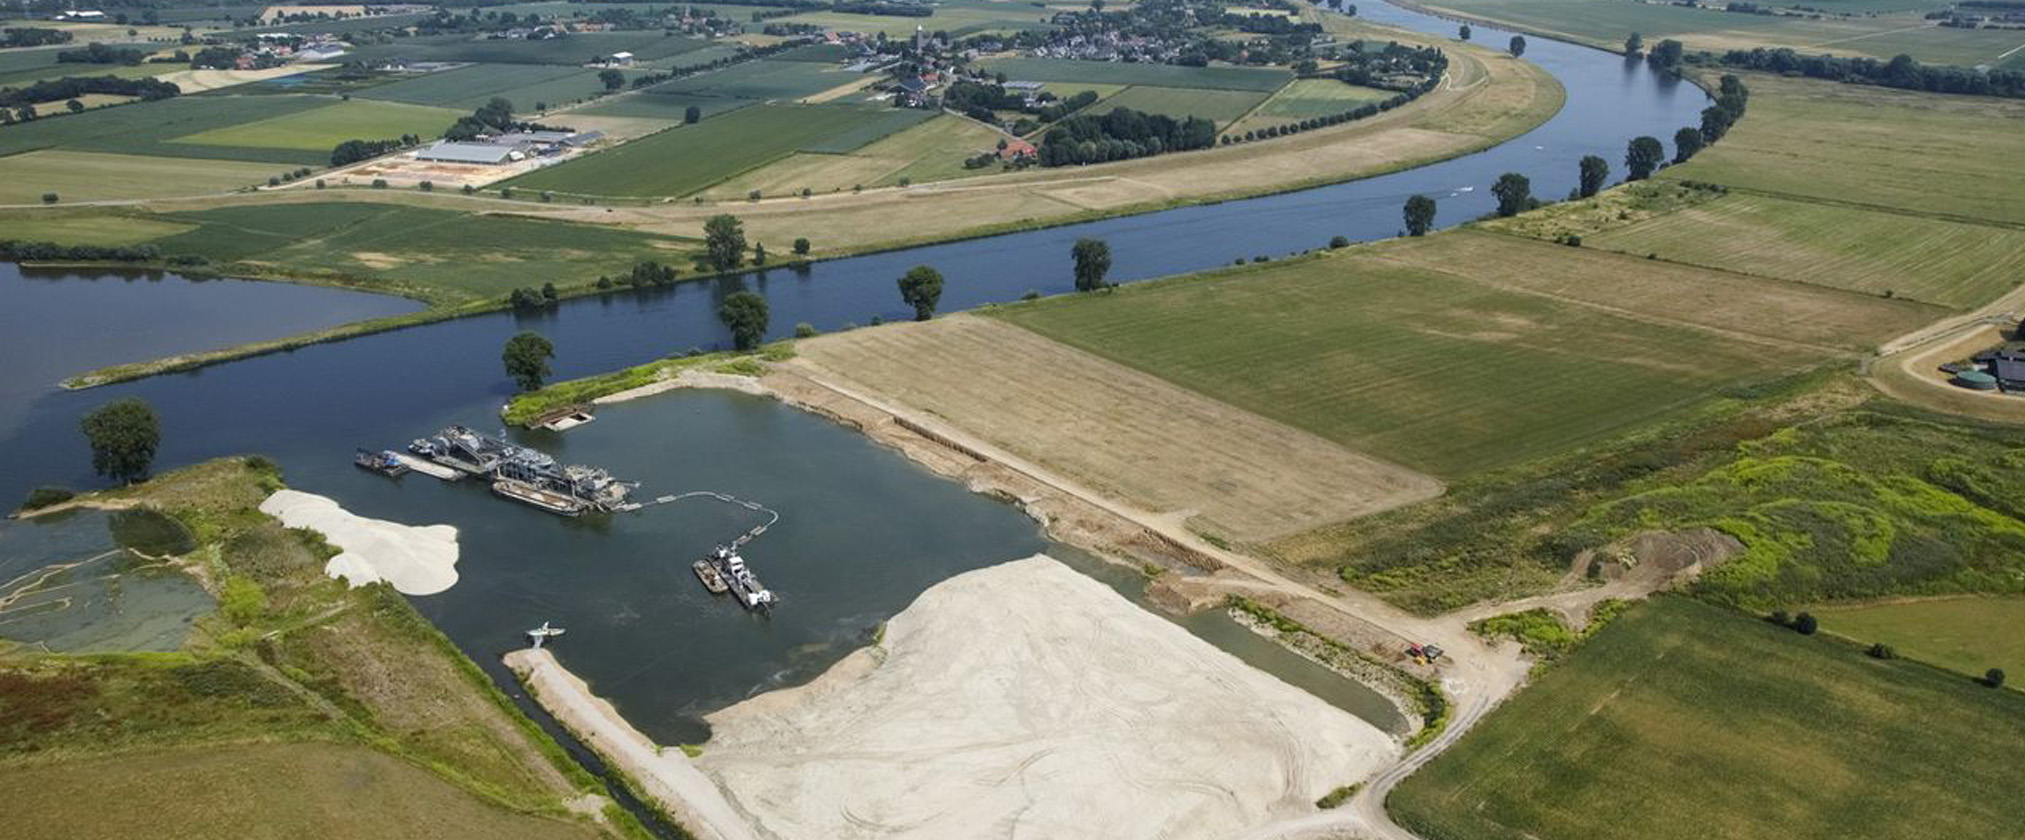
[697,555,1400,840]
[258,489,459,595]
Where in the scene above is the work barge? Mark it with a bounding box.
[408,425,637,516]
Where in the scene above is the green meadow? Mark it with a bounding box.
[1092,85,1273,127]
[1391,597,2025,840]
[1814,597,2025,679]
[170,100,464,151]
[977,57,1293,91]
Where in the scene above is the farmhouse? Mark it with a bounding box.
[999,137,1037,161]
[416,141,524,165]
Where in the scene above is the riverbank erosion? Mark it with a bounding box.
[508,555,1399,840]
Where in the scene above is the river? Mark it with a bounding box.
[0,0,1697,754]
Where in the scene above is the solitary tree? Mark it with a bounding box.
[1647,38,1685,72]
[1071,237,1112,291]
[1794,612,1819,635]
[598,68,625,91]
[501,331,554,392]
[1458,23,1471,41]
[1672,126,1705,163]
[704,214,746,272]
[718,290,770,350]
[753,242,767,266]
[683,105,702,124]
[793,237,811,256]
[1577,154,1609,198]
[1624,32,1643,55]
[1987,668,2007,689]
[80,398,160,484]
[1403,194,1437,236]
[897,265,945,320]
[1491,173,1532,217]
[40,192,57,204]
[1625,135,1665,180]
[1509,35,1526,57]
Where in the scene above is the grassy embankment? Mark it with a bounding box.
[0,458,650,839]
[1389,596,2025,840]
[500,343,796,427]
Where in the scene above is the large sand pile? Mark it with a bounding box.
[696,555,1398,840]
[258,490,459,595]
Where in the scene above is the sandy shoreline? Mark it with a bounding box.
[509,555,1398,840]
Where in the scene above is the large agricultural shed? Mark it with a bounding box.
[416,141,521,164]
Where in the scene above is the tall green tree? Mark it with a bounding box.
[501,331,554,392]
[1577,154,1609,198]
[683,105,701,124]
[1491,173,1532,217]
[718,290,770,350]
[1672,126,1705,163]
[1700,105,1735,144]
[80,397,160,483]
[598,68,625,91]
[1625,135,1665,180]
[897,265,945,320]
[1508,35,1526,57]
[1071,238,1112,291]
[1624,32,1643,55]
[1647,39,1684,72]
[1403,194,1437,236]
[703,214,746,272]
[1458,23,1470,40]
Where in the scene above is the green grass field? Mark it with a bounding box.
[990,234,1869,478]
[573,90,755,120]
[699,113,1003,197]
[1815,597,2025,679]
[0,743,602,840]
[353,62,603,111]
[776,6,1054,37]
[1243,78,1394,122]
[1419,0,2023,64]
[649,59,862,101]
[0,94,336,166]
[0,150,278,204]
[506,103,924,196]
[1092,85,1273,127]
[0,212,195,245]
[978,56,1293,91]
[1391,597,2025,840]
[170,100,464,151]
[1585,192,2025,310]
[1665,75,2025,227]
[341,30,713,65]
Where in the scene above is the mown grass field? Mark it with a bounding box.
[0,150,278,203]
[1,743,602,840]
[0,212,195,245]
[1092,85,1273,127]
[1242,78,1393,123]
[506,103,924,196]
[978,56,1293,91]
[575,89,755,120]
[1419,0,2024,64]
[170,99,464,151]
[1666,74,2025,225]
[353,62,601,110]
[342,30,712,65]
[990,233,1901,479]
[1815,597,2025,679]
[1585,192,2025,310]
[0,94,335,165]
[702,113,1004,197]
[648,59,861,101]
[1390,597,2025,840]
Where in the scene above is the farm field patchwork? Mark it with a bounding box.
[1665,74,2025,226]
[702,112,1006,197]
[353,63,603,111]
[0,94,335,166]
[1814,598,2025,679]
[1584,192,2025,310]
[341,31,713,65]
[978,56,1293,91]
[0,743,602,840]
[1389,597,2025,840]
[169,99,464,151]
[572,90,755,120]
[774,7,1054,38]
[0,150,278,204]
[989,232,1906,478]
[791,315,1443,541]
[1091,85,1273,127]
[505,103,928,197]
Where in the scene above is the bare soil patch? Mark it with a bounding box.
[790,315,1443,541]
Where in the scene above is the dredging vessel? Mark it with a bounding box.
[705,545,774,612]
[408,425,637,515]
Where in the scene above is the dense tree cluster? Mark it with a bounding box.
[446,97,518,141]
[57,42,148,65]
[1699,73,1749,144]
[1038,107,1216,166]
[1715,48,2025,99]
[329,135,421,166]
[0,75,179,109]
[1,27,71,47]
[0,240,161,263]
[1332,42,1446,90]
[834,1,932,16]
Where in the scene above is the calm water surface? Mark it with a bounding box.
[0,0,1691,740]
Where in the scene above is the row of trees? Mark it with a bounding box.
[1716,47,2025,99]
[329,135,422,167]
[0,240,161,262]
[1037,107,1218,167]
[0,75,179,110]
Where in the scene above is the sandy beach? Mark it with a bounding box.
[258,490,460,595]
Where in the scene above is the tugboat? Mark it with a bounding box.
[692,558,729,595]
[354,448,410,478]
[707,545,774,612]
